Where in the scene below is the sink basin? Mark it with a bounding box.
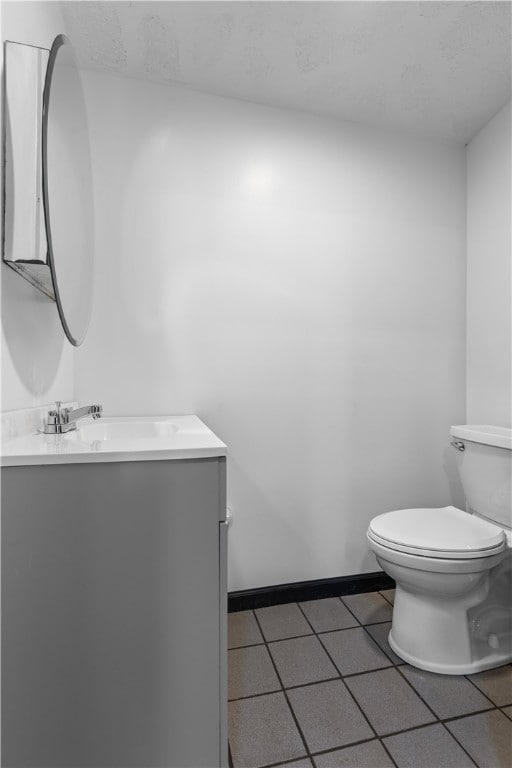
[77,419,180,442]
[1,414,227,466]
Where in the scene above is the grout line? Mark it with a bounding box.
[276,623,361,638]
[293,602,399,765]
[228,640,267,650]
[441,723,490,768]
[228,660,422,702]
[317,620,395,673]
[255,755,315,768]
[333,595,364,623]
[377,732,400,765]
[356,618,394,626]
[307,734,389,758]
[334,594,391,630]
[252,756,313,768]
[229,665,510,703]
[229,676,341,702]
[340,662,395,679]
[463,670,504,708]
[338,593,394,625]
[228,617,395,651]
[228,685,284,703]
[441,705,500,723]
[378,590,396,607]
[360,623,401,667]
[257,629,315,641]
[393,662,444,719]
[393,664,479,767]
[312,621,361,632]
[251,607,313,763]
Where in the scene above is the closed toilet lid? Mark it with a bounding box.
[368,506,506,559]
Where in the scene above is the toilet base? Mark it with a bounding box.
[388,629,512,675]
[369,539,512,675]
[387,570,512,674]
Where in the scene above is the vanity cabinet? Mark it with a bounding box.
[2,456,227,768]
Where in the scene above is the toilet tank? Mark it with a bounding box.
[450,425,512,529]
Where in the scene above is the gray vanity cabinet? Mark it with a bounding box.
[2,457,228,768]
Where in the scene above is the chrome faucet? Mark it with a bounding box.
[43,401,103,434]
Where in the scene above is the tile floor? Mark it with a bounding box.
[228,591,512,768]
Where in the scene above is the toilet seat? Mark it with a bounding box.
[368,506,506,559]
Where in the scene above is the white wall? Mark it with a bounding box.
[75,71,466,591]
[1,1,74,412]
[466,103,511,427]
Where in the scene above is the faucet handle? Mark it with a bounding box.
[48,401,69,424]
[46,401,60,425]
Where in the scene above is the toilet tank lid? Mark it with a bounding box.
[450,425,512,450]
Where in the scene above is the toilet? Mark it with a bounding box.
[367,425,512,675]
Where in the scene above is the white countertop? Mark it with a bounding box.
[1,413,227,467]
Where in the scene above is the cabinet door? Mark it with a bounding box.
[2,458,222,768]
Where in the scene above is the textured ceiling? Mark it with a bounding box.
[61,1,512,141]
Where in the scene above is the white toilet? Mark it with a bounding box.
[367,425,512,675]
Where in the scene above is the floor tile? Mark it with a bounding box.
[345,667,436,735]
[229,692,306,767]
[274,761,312,768]
[446,710,512,768]
[255,604,313,642]
[468,665,512,706]
[299,598,359,632]
[401,665,494,719]
[365,622,404,665]
[228,645,280,700]
[228,610,264,649]
[287,679,374,753]
[379,589,396,605]
[341,592,393,625]
[319,627,392,676]
[313,739,394,768]
[384,723,475,768]
[268,635,338,688]
[502,705,512,720]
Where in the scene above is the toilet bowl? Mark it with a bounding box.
[367,425,512,675]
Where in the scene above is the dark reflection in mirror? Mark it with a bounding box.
[43,34,94,346]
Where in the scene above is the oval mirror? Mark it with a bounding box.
[42,34,94,346]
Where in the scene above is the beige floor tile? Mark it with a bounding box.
[288,679,374,753]
[446,710,512,768]
[384,724,474,768]
[314,739,394,767]
[341,592,393,625]
[468,665,512,707]
[255,604,313,641]
[345,667,436,735]
[269,635,338,688]
[299,598,359,632]
[228,645,280,700]
[365,622,404,665]
[379,589,396,605]
[319,627,392,676]
[401,665,494,719]
[229,692,306,768]
[228,610,264,648]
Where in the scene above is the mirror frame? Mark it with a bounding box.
[42,33,93,347]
